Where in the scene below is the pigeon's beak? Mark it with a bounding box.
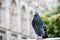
[32,13,35,16]
[31,13,34,17]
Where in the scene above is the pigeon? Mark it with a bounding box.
[32,12,48,38]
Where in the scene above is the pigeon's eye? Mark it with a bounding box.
[35,14,38,16]
[35,15,37,16]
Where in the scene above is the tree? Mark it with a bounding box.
[46,6,60,17]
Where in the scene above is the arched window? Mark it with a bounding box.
[0,0,6,8]
[0,0,6,26]
[21,5,26,24]
[0,35,2,40]
[10,0,17,16]
[30,10,33,14]
[21,5,28,35]
[0,2,2,24]
[10,0,17,30]
[11,34,17,40]
[21,5,26,14]
[0,2,2,8]
[0,30,6,40]
[58,0,60,3]
[22,36,27,39]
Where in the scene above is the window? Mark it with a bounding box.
[12,0,14,2]
[0,6,1,24]
[0,35,2,40]
[10,0,17,16]
[28,0,31,3]
[11,34,17,40]
[30,11,33,14]
[22,36,27,39]
[0,1,6,25]
[58,0,60,3]
[22,6,26,13]
[0,0,6,8]
[12,0,15,3]
[0,2,2,8]
[22,6,25,10]
[0,30,6,40]
[10,0,17,30]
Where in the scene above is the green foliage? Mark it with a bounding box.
[56,6,60,13]
[41,14,60,38]
[41,15,54,37]
[46,6,60,17]
[40,5,60,38]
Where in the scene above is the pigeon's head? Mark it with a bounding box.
[34,12,39,16]
[31,11,39,17]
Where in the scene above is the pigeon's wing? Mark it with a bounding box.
[32,14,45,36]
[32,18,42,36]
[42,21,48,38]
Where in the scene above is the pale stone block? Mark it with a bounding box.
[6,31,11,40]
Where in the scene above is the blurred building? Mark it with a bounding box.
[58,0,60,5]
[23,0,58,14]
[0,0,59,40]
